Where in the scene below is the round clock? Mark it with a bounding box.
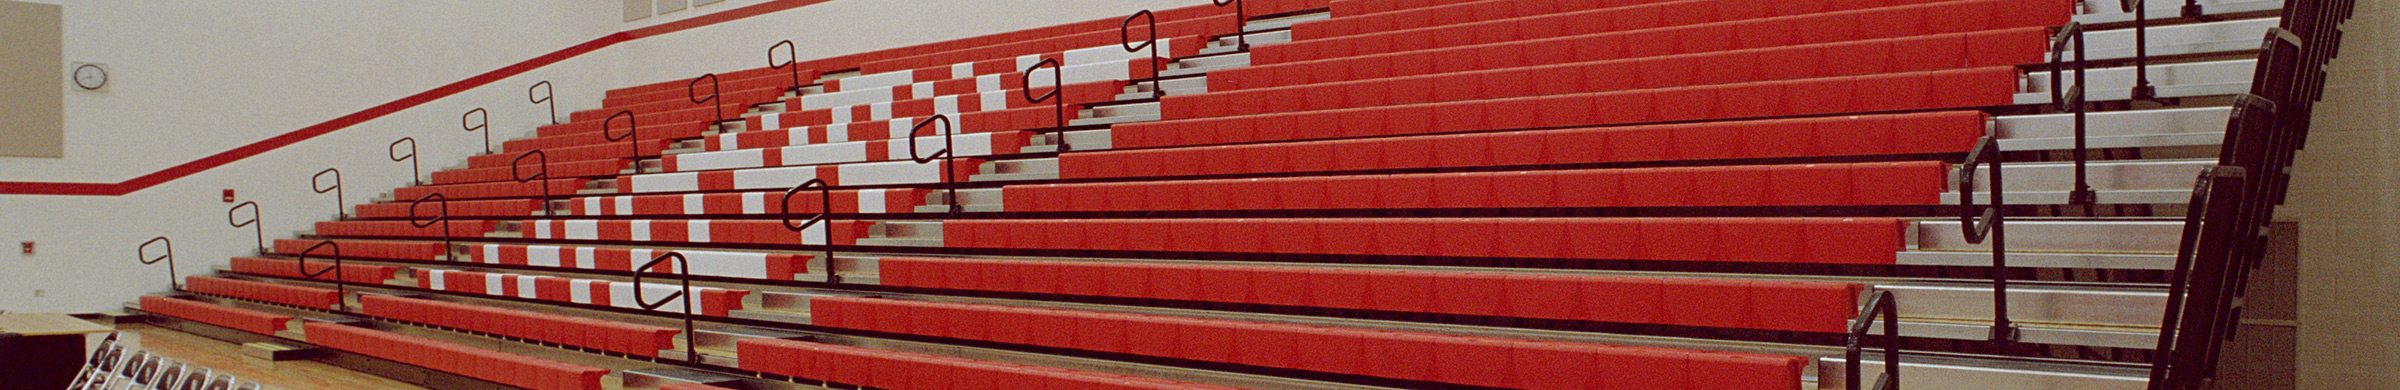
[72,63,107,90]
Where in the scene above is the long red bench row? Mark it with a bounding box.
[411,269,750,317]
[465,142,667,170]
[273,239,447,261]
[563,188,926,216]
[185,276,342,309]
[1263,0,2067,69]
[1287,0,1978,68]
[354,199,541,219]
[514,219,873,247]
[139,296,292,335]
[944,218,1905,264]
[810,297,1805,389]
[857,3,1260,73]
[1072,111,1984,178]
[431,159,626,186]
[664,131,1027,173]
[393,178,589,202]
[1305,0,1710,39]
[611,159,983,195]
[875,257,1861,332]
[600,68,817,108]
[303,322,608,390]
[563,88,784,129]
[314,220,497,239]
[1120,66,2020,149]
[1326,0,1614,17]
[659,383,737,390]
[1010,161,1949,212]
[1224,0,2064,93]
[1181,27,2046,120]
[358,294,678,357]
[467,244,814,281]
[763,79,1127,132]
[229,257,401,285]
[738,338,1242,390]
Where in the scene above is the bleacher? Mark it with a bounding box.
[124,0,2349,389]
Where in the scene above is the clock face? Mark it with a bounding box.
[73,64,106,90]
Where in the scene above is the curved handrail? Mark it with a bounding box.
[1211,0,1249,50]
[2149,94,2279,390]
[1122,9,1164,98]
[769,40,804,95]
[2050,23,2097,207]
[463,107,491,155]
[781,178,838,283]
[907,115,962,213]
[1844,291,1901,390]
[408,193,452,255]
[529,81,557,125]
[1955,135,2016,342]
[631,252,700,363]
[2147,166,2246,390]
[140,237,177,290]
[312,168,345,219]
[1022,58,1068,150]
[296,240,346,310]
[226,201,263,255]
[512,150,553,216]
[388,137,420,186]
[605,110,641,158]
[690,73,724,127]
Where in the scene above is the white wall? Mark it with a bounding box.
[0,0,1225,313]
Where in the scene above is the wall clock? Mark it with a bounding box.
[71,62,107,91]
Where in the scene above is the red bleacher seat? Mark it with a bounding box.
[313,220,496,239]
[358,294,679,357]
[738,338,1245,390]
[353,199,541,219]
[185,276,342,309]
[944,218,1905,264]
[1014,161,1949,211]
[140,296,293,335]
[229,257,400,284]
[273,239,448,261]
[304,321,608,390]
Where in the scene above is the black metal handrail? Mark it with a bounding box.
[530,81,557,125]
[632,251,701,363]
[227,201,263,255]
[2147,165,2247,390]
[1212,0,1249,51]
[2120,0,2158,101]
[1845,291,1901,390]
[781,178,838,283]
[463,107,491,155]
[605,110,641,158]
[907,115,962,213]
[389,138,420,186]
[296,240,346,310]
[312,168,345,219]
[690,73,724,127]
[512,150,553,216]
[2049,23,2098,206]
[1023,58,1068,151]
[409,193,453,254]
[770,40,805,96]
[1122,9,1164,99]
[139,237,176,290]
[1956,135,2017,343]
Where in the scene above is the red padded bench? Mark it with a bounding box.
[185,276,342,309]
[739,338,1245,390]
[303,322,608,390]
[514,219,873,247]
[412,269,751,317]
[229,257,400,284]
[809,297,1806,389]
[353,199,542,219]
[563,188,926,217]
[393,179,589,202]
[358,294,678,357]
[273,239,447,261]
[313,220,496,239]
[1013,161,1949,211]
[430,160,627,186]
[877,257,1863,332]
[466,244,813,281]
[944,218,1906,264]
[139,296,292,335]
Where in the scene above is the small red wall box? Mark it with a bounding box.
[222,189,236,203]
[19,242,32,255]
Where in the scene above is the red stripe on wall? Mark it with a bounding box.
[0,0,839,196]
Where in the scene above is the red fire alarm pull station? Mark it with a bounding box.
[19,242,32,255]
[223,189,236,203]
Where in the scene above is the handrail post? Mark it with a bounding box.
[226,201,263,255]
[1211,0,1248,51]
[311,168,345,219]
[1844,291,1901,390]
[296,240,346,311]
[409,193,453,258]
[689,73,724,130]
[2050,23,2098,206]
[2121,0,2158,101]
[769,40,804,96]
[138,237,177,290]
[512,150,553,217]
[1022,58,1069,150]
[1958,136,2018,343]
[389,138,420,186]
[906,115,961,213]
[781,179,838,283]
[633,252,701,363]
[463,107,491,155]
[1122,10,1164,98]
[530,81,557,125]
[605,110,641,159]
